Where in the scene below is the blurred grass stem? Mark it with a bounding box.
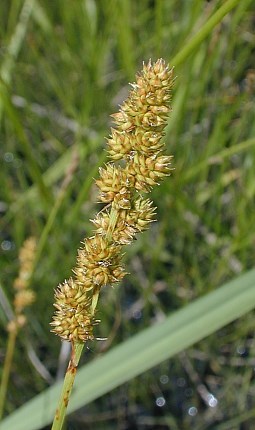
[0,330,17,420]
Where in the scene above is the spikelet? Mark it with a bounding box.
[7,237,36,333]
[50,279,97,342]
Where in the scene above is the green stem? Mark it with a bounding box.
[171,0,240,67]
[0,0,35,123]
[33,188,66,271]
[105,207,119,242]
[0,329,17,420]
[51,342,84,430]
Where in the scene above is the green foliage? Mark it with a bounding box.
[0,0,255,428]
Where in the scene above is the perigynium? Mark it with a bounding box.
[50,59,175,430]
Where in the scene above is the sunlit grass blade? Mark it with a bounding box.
[171,0,247,67]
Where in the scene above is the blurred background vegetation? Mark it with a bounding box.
[0,0,255,429]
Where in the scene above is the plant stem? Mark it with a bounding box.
[171,0,240,67]
[0,329,17,420]
[106,206,119,242]
[51,342,84,430]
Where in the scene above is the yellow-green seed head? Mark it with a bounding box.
[14,290,35,313]
[75,235,126,287]
[126,153,173,192]
[51,59,175,343]
[51,278,96,342]
[96,164,131,209]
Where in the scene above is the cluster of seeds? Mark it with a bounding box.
[51,59,175,343]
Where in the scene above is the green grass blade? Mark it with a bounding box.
[0,0,35,121]
[171,0,242,67]
[183,137,255,182]
[1,268,255,430]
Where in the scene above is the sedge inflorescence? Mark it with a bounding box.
[7,237,36,333]
[51,59,175,343]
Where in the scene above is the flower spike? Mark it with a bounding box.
[51,59,175,342]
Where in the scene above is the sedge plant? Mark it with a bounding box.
[50,59,175,430]
[0,237,36,420]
